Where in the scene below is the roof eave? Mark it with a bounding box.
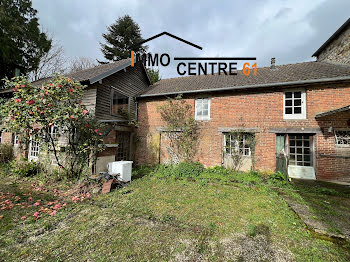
[88,60,132,84]
[138,75,350,98]
[315,105,350,118]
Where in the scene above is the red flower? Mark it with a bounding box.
[21,85,26,88]
[98,132,102,136]
[68,88,74,93]
[45,91,49,95]
[26,99,35,105]
[10,116,14,120]
[14,98,21,103]
[13,88,18,92]
[58,85,62,88]
[29,111,34,115]
[83,110,88,115]
[67,78,71,81]
[69,115,74,119]
[85,123,89,127]
[94,129,98,133]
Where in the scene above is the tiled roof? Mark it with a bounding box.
[32,58,131,86]
[140,61,350,97]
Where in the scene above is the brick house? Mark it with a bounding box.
[135,19,350,182]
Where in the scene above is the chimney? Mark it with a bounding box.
[270,57,276,69]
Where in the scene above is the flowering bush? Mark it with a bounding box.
[1,76,106,178]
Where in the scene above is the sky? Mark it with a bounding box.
[32,0,350,79]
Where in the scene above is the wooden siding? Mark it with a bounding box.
[94,62,149,121]
[82,87,97,112]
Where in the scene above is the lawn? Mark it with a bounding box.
[0,166,349,261]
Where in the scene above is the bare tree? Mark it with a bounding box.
[69,57,97,73]
[29,41,68,81]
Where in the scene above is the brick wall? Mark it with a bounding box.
[136,83,350,181]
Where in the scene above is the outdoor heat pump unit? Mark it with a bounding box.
[107,161,133,182]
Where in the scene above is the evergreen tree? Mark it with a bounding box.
[100,15,147,61]
[147,68,161,84]
[0,0,52,82]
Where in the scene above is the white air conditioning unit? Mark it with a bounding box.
[107,161,133,182]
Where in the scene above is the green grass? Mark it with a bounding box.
[0,167,349,261]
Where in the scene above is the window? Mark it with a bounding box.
[48,126,58,140]
[283,90,306,119]
[288,135,312,166]
[29,140,40,161]
[224,133,253,156]
[335,130,350,146]
[13,135,19,146]
[116,132,130,161]
[112,90,129,116]
[195,98,210,120]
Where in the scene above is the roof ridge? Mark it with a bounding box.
[153,60,318,84]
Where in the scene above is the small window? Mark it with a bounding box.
[112,90,129,116]
[48,126,58,140]
[224,133,253,156]
[29,139,40,161]
[195,98,210,120]
[283,90,306,119]
[335,130,350,147]
[13,135,19,146]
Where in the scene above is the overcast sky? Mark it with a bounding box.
[32,0,350,78]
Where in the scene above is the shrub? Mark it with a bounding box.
[11,159,41,177]
[0,144,14,163]
[267,172,287,185]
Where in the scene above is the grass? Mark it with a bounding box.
[0,165,349,261]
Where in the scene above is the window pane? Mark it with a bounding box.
[285,92,292,98]
[285,107,292,114]
[202,109,208,116]
[285,100,292,106]
[296,140,302,146]
[294,99,301,106]
[290,148,295,153]
[294,107,302,114]
[294,92,301,98]
[297,148,302,154]
[304,148,310,154]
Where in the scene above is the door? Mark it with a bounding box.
[287,134,315,179]
[115,132,131,161]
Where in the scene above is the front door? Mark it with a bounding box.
[287,134,316,179]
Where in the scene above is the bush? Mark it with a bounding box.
[267,172,287,185]
[11,159,41,177]
[154,162,205,178]
[0,144,14,163]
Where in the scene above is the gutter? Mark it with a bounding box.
[138,75,350,98]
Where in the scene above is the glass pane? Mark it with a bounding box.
[294,99,301,106]
[304,148,310,154]
[290,148,295,153]
[304,162,311,166]
[202,109,208,116]
[297,155,303,161]
[304,155,310,162]
[203,102,209,110]
[285,92,292,98]
[296,140,302,146]
[285,100,292,106]
[304,140,309,147]
[294,92,301,98]
[294,107,302,114]
[290,140,295,146]
[297,148,302,154]
[285,107,292,114]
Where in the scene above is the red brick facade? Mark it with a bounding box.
[136,82,350,182]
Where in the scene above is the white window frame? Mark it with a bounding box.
[48,125,59,140]
[334,129,350,147]
[283,89,306,120]
[28,139,40,162]
[13,135,19,147]
[224,133,252,157]
[195,98,210,121]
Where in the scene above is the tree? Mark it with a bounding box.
[100,15,147,62]
[0,0,52,82]
[1,76,106,179]
[29,41,67,81]
[69,57,97,73]
[147,68,161,84]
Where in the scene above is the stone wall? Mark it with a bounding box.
[317,26,350,65]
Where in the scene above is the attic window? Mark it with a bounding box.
[112,90,129,116]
